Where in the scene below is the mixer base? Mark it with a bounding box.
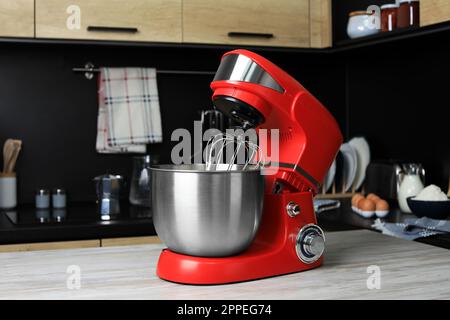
[157,245,321,285]
[156,192,323,285]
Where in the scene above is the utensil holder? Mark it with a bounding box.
[0,172,17,209]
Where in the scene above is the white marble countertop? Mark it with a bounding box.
[1,230,449,300]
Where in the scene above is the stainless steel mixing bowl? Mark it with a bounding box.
[151,164,265,257]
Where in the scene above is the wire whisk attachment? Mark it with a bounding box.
[204,133,265,171]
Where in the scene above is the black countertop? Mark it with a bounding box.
[0,202,155,244]
[1,199,448,250]
[317,199,450,250]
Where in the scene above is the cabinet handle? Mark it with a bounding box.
[227,32,274,39]
[87,26,139,33]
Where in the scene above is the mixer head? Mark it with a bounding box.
[212,53,282,129]
[210,49,343,194]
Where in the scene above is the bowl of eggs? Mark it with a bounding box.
[351,193,390,218]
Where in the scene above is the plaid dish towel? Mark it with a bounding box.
[96,67,163,153]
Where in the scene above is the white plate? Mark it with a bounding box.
[349,137,371,190]
[340,143,357,192]
[323,159,336,192]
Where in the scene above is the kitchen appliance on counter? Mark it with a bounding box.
[365,161,401,201]
[153,49,343,284]
[94,174,124,220]
[129,156,152,208]
[365,161,426,209]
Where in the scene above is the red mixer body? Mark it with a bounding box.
[157,192,321,284]
[156,49,343,285]
[211,49,342,194]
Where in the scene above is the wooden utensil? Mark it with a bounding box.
[6,140,22,173]
[2,139,22,173]
[2,139,14,173]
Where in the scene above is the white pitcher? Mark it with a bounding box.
[397,163,425,213]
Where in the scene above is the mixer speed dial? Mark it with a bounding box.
[295,224,325,264]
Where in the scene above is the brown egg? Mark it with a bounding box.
[367,193,380,201]
[355,197,365,208]
[351,193,364,206]
[376,199,389,211]
[358,198,376,212]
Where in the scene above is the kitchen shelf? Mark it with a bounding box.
[0,21,449,55]
[318,199,450,250]
[331,21,450,52]
[0,202,156,245]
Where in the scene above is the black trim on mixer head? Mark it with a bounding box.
[271,162,322,191]
[213,96,265,129]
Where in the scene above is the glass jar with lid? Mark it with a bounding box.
[381,4,399,32]
[397,0,420,29]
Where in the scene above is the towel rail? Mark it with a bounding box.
[72,62,216,79]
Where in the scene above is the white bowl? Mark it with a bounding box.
[347,13,380,39]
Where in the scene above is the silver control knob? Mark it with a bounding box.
[286,201,301,217]
[295,224,325,264]
[303,233,325,256]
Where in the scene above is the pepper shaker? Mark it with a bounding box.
[52,188,67,208]
[35,189,50,209]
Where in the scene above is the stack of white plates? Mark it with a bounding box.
[349,137,371,191]
[322,137,371,193]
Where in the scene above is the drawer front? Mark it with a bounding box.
[183,0,310,48]
[0,0,34,38]
[36,0,182,42]
[421,0,450,27]
[101,236,161,247]
[0,240,100,252]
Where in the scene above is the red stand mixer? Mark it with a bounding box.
[155,49,342,284]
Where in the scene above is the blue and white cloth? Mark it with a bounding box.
[372,217,450,240]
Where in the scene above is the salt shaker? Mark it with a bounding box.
[52,188,67,208]
[35,189,50,209]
